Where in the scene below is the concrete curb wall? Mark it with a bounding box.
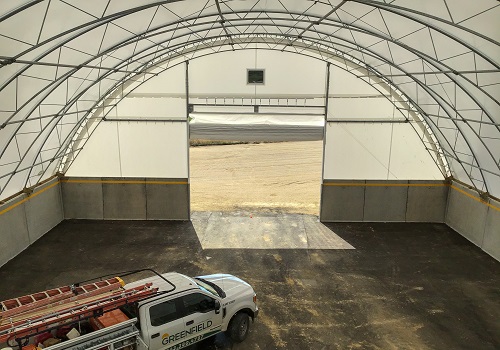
[61,177,189,220]
[320,180,448,223]
[2,177,496,267]
[446,181,500,261]
[0,178,63,267]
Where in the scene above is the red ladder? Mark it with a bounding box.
[0,279,159,344]
[0,277,123,320]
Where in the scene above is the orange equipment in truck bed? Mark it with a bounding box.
[90,309,130,330]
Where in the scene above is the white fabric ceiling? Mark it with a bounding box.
[0,0,498,199]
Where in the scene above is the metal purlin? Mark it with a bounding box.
[0,1,498,196]
[354,0,499,47]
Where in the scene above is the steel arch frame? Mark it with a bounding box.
[0,30,490,195]
[0,0,498,198]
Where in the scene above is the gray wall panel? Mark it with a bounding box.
[146,178,189,220]
[320,180,450,223]
[103,178,147,219]
[406,181,448,222]
[320,180,365,222]
[62,178,104,219]
[446,182,488,247]
[364,181,408,222]
[0,197,30,267]
[480,198,500,260]
[25,179,64,242]
[62,177,190,220]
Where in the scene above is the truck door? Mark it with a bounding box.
[180,293,224,343]
[144,297,186,349]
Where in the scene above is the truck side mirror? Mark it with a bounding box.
[214,300,221,314]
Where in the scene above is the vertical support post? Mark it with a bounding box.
[186,60,190,120]
[320,62,331,221]
[324,62,331,120]
[185,60,191,220]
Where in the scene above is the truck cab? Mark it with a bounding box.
[133,272,258,350]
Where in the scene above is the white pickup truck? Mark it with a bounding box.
[0,270,259,350]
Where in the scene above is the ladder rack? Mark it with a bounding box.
[0,279,159,344]
[0,277,123,320]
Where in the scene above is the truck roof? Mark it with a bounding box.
[124,272,199,301]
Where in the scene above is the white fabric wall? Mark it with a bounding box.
[328,66,400,120]
[190,49,326,96]
[66,121,188,178]
[323,122,443,180]
[324,65,443,180]
[110,64,186,120]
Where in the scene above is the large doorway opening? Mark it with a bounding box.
[189,140,323,215]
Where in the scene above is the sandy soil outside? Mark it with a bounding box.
[189,140,324,215]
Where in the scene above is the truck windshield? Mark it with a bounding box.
[194,278,226,298]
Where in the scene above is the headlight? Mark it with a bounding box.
[253,293,257,303]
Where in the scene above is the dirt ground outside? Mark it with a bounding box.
[189,140,324,215]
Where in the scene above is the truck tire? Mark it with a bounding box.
[228,313,250,342]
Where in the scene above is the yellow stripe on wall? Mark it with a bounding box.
[61,179,188,185]
[323,182,447,187]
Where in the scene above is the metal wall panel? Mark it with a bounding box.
[446,181,499,261]
[62,178,104,219]
[0,197,30,267]
[146,178,189,220]
[25,179,64,242]
[446,182,488,247]
[320,180,449,223]
[0,178,63,267]
[406,180,448,222]
[61,177,190,220]
[320,180,365,222]
[483,198,500,260]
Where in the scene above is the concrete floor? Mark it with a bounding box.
[1,214,499,349]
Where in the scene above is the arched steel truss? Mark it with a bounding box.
[0,0,498,199]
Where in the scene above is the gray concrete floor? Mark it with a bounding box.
[1,214,499,349]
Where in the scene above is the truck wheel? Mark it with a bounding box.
[228,313,250,342]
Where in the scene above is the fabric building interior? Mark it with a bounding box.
[0,1,499,349]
